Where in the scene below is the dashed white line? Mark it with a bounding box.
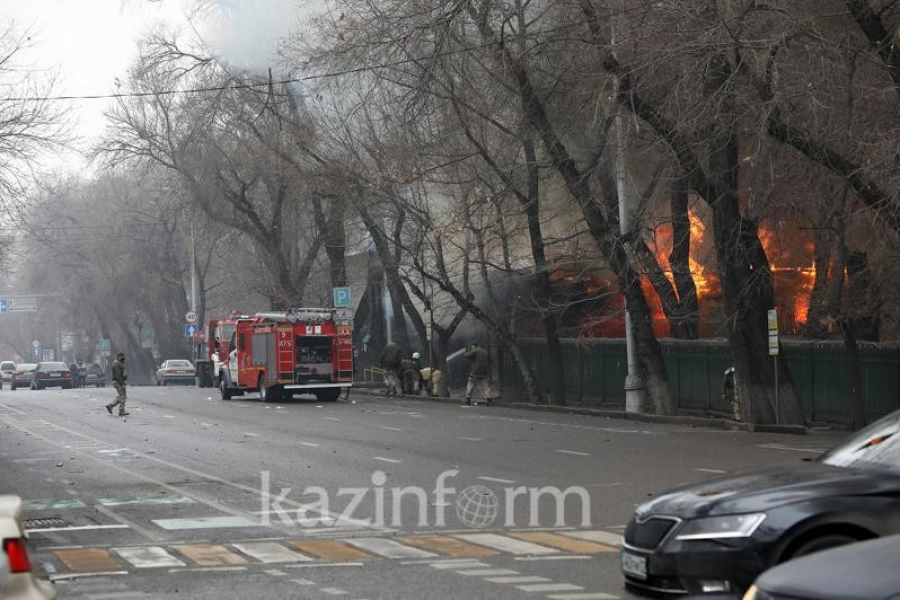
[517,583,584,593]
[515,555,593,562]
[486,576,552,584]
[457,568,521,577]
[381,426,403,432]
[298,442,320,448]
[547,593,619,600]
[556,449,590,456]
[373,457,401,464]
[200,423,212,427]
[321,588,348,595]
[694,468,727,474]
[242,432,259,437]
[458,437,483,442]
[323,417,341,422]
[478,476,516,484]
[163,415,175,419]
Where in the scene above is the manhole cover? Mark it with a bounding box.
[23,518,69,529]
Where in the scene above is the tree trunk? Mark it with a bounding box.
[839,317,867,430]
[668,174,699,338]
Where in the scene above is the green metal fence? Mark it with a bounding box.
[496,338,900,425]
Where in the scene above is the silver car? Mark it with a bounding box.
[0,495,56,598]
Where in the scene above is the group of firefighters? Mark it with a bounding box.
[379,341,497,406]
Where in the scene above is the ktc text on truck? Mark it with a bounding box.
[217,308,353,402]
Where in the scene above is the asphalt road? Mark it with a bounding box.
[0,383,846,599]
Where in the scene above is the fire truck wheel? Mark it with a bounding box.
[220,378,232,400]
[258,375,275,402]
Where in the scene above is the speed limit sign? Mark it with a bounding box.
[185,310,197,323]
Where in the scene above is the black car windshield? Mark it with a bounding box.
[818,410,900,470]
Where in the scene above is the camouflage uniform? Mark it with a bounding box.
[106,354,129,416]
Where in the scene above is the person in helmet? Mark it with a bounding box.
[400,351,425,395]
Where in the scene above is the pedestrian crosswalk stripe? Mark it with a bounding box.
[113,547,186,568]
[171,545,249,566]
[233,542,313,563]
[508,531,617,554]
[398,535,501,557]
[152,516,258,530]
[343,537,438,559]
[560,530,623,547]
[98,495,195,507]
[26,499,87,511]
[454,533,561,555]
[517,583,585,593]
[287,540,374,561]
[55,549,122,572]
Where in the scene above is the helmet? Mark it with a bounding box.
[412,352,420,360]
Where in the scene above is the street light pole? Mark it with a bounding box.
[612,2,646,414]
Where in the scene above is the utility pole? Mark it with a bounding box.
[612,2,647,414]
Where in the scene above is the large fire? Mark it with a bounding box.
[644,209,816,336]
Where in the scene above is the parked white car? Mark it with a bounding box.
[0,495,56,599]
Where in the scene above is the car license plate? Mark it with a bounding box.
[621,550,647,580]
[50,373,61,377]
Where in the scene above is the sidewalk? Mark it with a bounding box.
[350,382,810,435]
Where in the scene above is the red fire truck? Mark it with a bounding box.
[217,308,353,402]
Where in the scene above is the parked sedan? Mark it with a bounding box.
[622,409,900,597]
[0,495,56,599]
[29,362,72,390]
[8,364,36,391]
[81,362,106,387]
[156,359,196,386]
[742,534,900,600]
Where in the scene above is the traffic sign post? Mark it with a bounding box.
[333,287,351,308]
[768,309,779,424]
[185,311,197,324]
[0,299,7,313]
[185,323,199,338]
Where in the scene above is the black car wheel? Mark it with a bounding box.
[789,534,861,559]
[220,376,232,400]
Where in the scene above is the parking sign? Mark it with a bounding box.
[333,287,351,308]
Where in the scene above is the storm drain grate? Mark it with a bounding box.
[23,518,70,529]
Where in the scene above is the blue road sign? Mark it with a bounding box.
[185,323,199,338]
[0,299,7,313]
[333,287,351,308]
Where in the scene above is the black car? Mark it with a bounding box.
[743,534,900,600]
[622,410,900,597]
[30,362,73,390]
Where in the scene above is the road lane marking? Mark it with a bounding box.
[93,504,164,542]
[517,583,584,593]
[113,547,186,568]
[758,443,826,454]
[233,542,312,563]
[560,530,623,547]
[508,532,617,554]
[242,432,260,437]
[55,549,123,572]
[477,476,515,484]
[398,535,501,557]
[547,594,619,599]
[694,468,727,474]
[49,571,129,582]
[323,417,340,422]
[163,415,175,419]
[321,588,348,595]
[457,568,521,576]
[486,575,552,584]
[28,524,129,534]
[152,516,259,530]
[292,578,316,585]
[97,494,195,506]
[423,560,488,569]
[287,540,374,561]
[458,437,483,442]
[372,456,401,464]
[298,442,320,447]
[514,556,593,561]
[26,499,87,510]
[381,426,403,431]
[454,534,560,555]
[171,544,249,566]
[344,537,438,559]
[556,449,590,456]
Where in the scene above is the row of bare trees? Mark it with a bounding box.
[3,2,900,422]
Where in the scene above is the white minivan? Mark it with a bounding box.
[0,361,15,385]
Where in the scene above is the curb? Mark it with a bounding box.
[350,388,808,434]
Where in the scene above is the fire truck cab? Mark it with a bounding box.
[218,308,353,402]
